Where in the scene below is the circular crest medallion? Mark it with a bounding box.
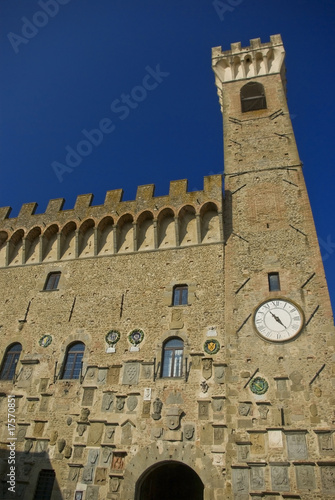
[204,338,220,355]
[105,330,120,346]
[39,334,52,348]
[250,376,269,395]
[128,329,144,345]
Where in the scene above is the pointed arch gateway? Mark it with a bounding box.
[136,461,204,500]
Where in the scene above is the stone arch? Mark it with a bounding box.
[255,51,266,75]
[78,218,95,257]
[179,205,197,246]
[157,208,175,248]
[200,202,220,243]
[8,229,25,266]
[266,47,275,71]
[25,226,42,264]
[97,216,114,255]
[244,54,254,78]
[60,221,77,260]
[137,211,154,251]
[42,224,59,261]
[122,442,222,500]
[233,55,243,79]
[0,231,8,267]
[136,461,204,500]
[117,214,134,253]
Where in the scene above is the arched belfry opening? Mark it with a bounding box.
[136,461,204,500]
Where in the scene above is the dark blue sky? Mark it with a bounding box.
[1,0,335,311]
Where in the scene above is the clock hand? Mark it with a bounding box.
[270,311,287,329]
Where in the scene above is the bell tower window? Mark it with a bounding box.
[240,82,267,112]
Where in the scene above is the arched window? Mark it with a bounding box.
[161,338,184,377]
[60,342,85,380]
[240,82,266,112]
[0,343,22,380]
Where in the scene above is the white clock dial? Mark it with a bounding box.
[253,299,304,342]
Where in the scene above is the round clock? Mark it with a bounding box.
[253,298,304,342]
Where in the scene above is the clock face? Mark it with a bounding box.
[253,299,304,342]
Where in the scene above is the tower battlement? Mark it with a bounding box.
[212,34,285,92]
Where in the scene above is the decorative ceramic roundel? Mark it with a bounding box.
[250,377,269,395]
[105,330,120,346]
[253,298,304,342]
[204,338,220,355]
[128,329,144,345]
[39,335,52,348]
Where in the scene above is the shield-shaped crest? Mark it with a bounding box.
[126,365,137,381]
[202,358,212,380]
[166,407,182,430]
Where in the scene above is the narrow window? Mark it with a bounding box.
[173,285,188,306]
[268,272,280,291]
[0,343,22,380]
[60,342,85,380]
[33,469,55,500]
[240,82,267,112]
[44,272,61,291]
[161,338,184,377]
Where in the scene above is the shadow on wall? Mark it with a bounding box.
[0,449,63,500]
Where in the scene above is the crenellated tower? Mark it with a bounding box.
[212,35,335,498]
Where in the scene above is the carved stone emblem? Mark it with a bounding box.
[80,408,90,422]
[82,466,94,484]
[123,363,140,385]
[110,477,120,492]
[271,465,289,491]
[127,395,138,412]
[111,453,125,470]
[202,358,212,380]
[166,407,182,430]
[200,380,209,393]
[214,365,225,383]
[77,424,87,437]
[212,398,224,412]
[64,445,72,459]
[116,397,125,412]
[102,392,114,411]
[101,447,113,465]
[184,424,194,440]
[57,438,66,453]
[88,449,99,464]
[152,398,163,420]
[239,402,251,416]
[258,404,269,419]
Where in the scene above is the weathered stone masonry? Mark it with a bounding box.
[0,34,334,500]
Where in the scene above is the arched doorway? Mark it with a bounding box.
[136,461,204,500]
